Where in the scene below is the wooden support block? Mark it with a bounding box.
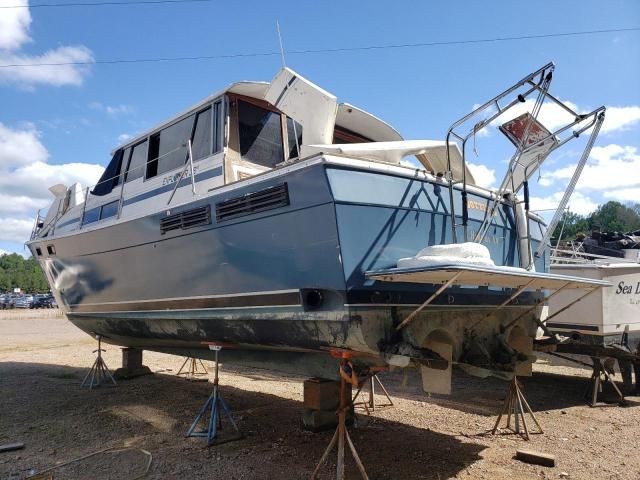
[303,378,350,410]
[0,442,25,453]
[515,449,556,467]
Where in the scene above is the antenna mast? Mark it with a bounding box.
[276,20,286,68]
[275,20,301,161]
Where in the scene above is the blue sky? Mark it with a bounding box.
[1,0,639,255]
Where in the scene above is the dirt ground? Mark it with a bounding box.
[1,313,639,480]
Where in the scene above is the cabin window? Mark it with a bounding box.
[100,200,119,220]
[125,140,148,183]
[82,207,101,225]
[92,150,124,196]
[191,107,212,161]
[286,117,303,160]
[35,247,42,256]
[146,114,195,179]
[46,245,55,255]
[238,100,284,168]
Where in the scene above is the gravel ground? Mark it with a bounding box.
[1,313,639,479]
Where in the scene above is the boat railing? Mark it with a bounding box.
[29,209,44,240]
[30,140,202,240]
[552,246,639,265]
[76,141,200,228]
[442,62,606,271]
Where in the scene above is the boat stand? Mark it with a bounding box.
[177,356,208,381]
[491,376,542,440]
[547,352,627,407]
[186,345,242,446]
[585,357,626,407]
[352,373,393,415]
[312,350,369,480]
[81,335,117,390]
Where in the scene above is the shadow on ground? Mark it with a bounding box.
[351,366,640,417]
[0,362,485,480]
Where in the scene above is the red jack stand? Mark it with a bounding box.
[311,350,369,480]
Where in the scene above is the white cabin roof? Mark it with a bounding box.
[112,76,403,154]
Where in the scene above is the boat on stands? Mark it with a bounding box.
[27,62,609,389]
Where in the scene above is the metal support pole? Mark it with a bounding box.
[79,187,90,229]
[167,140,197,206]
[542,287,600,325]
[534,111,606,259]
[188,139,196,195]
[395,272,463,331]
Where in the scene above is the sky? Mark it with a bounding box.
[0,0,639,256]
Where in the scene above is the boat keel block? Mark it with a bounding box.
[113,347,152,380]
[186,345,242,446]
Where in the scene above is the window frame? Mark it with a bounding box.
[142,102,222,182]
[99,200,119,220]
[124,139,149,183]
[228,93,302,167]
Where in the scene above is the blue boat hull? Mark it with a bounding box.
[30,161,548,375]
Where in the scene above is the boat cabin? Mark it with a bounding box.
[73,72,404,231]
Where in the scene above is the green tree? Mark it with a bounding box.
[0,253,49,293]
[552,201,640,242]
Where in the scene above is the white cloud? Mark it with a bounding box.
[0,0,31,51]
[600,106,640,135]
[0,217,34,243]
[0,193,49,214]
[467,162,495,188]
[539,144,640,192]
[0,1,93,88]
[530,191,598,216]
[603,188,640,203]
[0,122,48,168]
[90,102,134,118]
[117,133,132,143]
[0,160,103,199]
[0,46,94,87]
[106,104,133,116]
[0,123,104,242]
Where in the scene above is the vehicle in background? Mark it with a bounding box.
[1,294,20,309]
[31,294,56,309]
[0,295,12,309]
[13,295,34,309]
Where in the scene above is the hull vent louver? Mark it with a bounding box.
[160,205,211,234]
[216,183,289,222]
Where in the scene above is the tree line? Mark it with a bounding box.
[552,201,640,241]
[0,253,49,293]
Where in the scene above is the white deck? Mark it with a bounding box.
[366,264,611,291]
